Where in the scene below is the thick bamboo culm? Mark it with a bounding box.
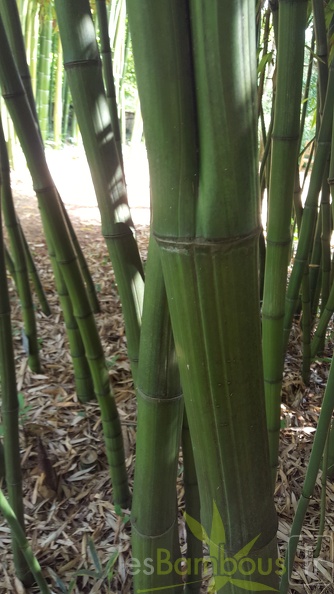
[131,237,183,594]
[128,1,278,590]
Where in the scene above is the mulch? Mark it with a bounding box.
[0,187,333,594]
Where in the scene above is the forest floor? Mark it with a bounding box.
[0,146,333,594]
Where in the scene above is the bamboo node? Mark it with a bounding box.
[64,58,101,70]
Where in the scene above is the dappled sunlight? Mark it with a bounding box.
[11,143,150,227]
[77,13,98,58]
[114,201,132,224]
[92,94,114,144]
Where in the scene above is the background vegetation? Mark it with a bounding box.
[1,1,334,593]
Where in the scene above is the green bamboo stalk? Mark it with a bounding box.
[314,428,329,558]
[182,410,202,594]
[54,0,145,382]
[301,138,315,192]
[53,33,63,148]
[279,356,334,593]
[269,0,279,46]
[301,270,311,385]
[293,30,313,235]
[259,229,266,304]
[0,0,39,125]
[257,7,271,116]
[131,237,183,593]
[4,111,15,170]
[36,1,53,141]
[59,200,100,314]
[312,265,322,321]
[19,225,51,317]
[18,0,29,37]
[0,15,130,507]
[119,25,130,143]
[326,421,334,479]
[262,0,308,483]
[4,0,96,319]
[0,180,33,586]
[29,3,39,99]
[310,283,334,357]
[283,63,334,352]
[4,242,16,282]
[112,0,126,105]
[128,1,278,591]
[24,0,33,72]
[259,105,267,159]
[96,0,123,169]
[48,32,56,139]
[109,0,122,50]
[293,166,303,234]
[259,102,274,188]
[62,76,70,139]
[46,237,95,404]
[309,205,322,316]
[312,0,328,116]
[0,490,51,593]
[130,94,143,149]
[320,175,331,318]
[4,0,103,320]
[0,115,41,372]
[298,30,314,153]
[311,92,334,356]
[0,442,5,480]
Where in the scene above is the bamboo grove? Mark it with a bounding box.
[1,0,334,593]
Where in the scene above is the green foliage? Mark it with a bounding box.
[50,537,120,593]
[122,33,137,111]
[0,391,31,437]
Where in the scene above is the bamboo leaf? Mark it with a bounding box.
[210,500,225,548]
[184,512,209,545]
[234,534,261,561]
[88,537,102,572]
[230,578,278,591]
[257,51,273,75]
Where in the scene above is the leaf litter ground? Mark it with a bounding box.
[0,153,333,594]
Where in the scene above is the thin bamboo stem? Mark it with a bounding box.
[0,490,51,593]
[131,237,183,593]
[54,0,145,382]
[0,0,39,124]
[262,0,308,483]
[0,16,130,507]
[20,227,51,317]
[312,0,328,115]
[301,270,311,385]
[279,356,334,593]
[182,409,202,594]
[96,0,123,169]
[314,428,329,558]
[0,114,41,372]
[0,179,33,585]
[53,34,63,148]
[36,2,52,141]
[59,200,100,314]
[283,64,334,351]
